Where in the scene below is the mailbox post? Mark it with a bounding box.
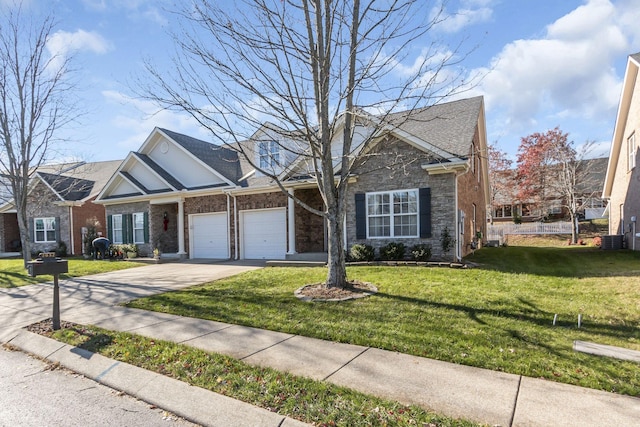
[27,253,69,330]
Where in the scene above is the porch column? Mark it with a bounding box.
[177,198,186,255]
[287,188,296,254]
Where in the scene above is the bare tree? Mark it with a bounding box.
[487,142,513,223]
[553,142,600,244]
[0,5,75,265]
[140,0,474,288]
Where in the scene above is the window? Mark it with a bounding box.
[259,141,280,169]
[628,133,636,171]
[367,189,418,237]
[133,212,145,244]
[112,214,123,244]
[34,217,56,243]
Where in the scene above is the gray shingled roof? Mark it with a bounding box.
[386,96,483,158]
[159,128,241,184]
[631,52,640,64]
[38,172,94,201]
[36,160,122,201]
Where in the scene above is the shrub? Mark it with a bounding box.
[380,242,406,261]
[55,241,67,257]
[593,236,602,247]
[349,244,375,262]
[440,226,455,255]
[410,244,432,262]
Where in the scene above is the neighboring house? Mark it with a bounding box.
[95,96,490,261]
[0,160,121,255]
[492,157,609,223]
[603,52,640,250]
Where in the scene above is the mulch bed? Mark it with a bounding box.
[26,318,78,336]
[295,281,377,302]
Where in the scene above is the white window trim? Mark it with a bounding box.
[112,214,123,244]
[628,133,636,171]
[133,212,145,244]
[366,188,419,238]
[258,141,280,170]
[34,217,56,243]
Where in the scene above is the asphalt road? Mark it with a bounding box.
[0,347,198,427]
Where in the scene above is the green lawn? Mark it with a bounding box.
[127,246,640,396]
[51,324,478,427]
[0,258,146,288]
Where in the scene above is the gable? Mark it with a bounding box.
[146,134,227,188]
[604,54,640,198]
[105,175,143,197]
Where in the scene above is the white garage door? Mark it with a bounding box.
[190,213,229,259]
[241,208,286,260]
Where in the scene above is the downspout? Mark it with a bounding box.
[233,194,239,260]
[69,206,74,255]
[226,193,232,259]
[455,175,460,261]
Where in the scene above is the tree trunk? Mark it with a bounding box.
[18,214,30,267]
[570,213,579,244]
[325,208,347,289]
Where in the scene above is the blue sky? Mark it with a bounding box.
[15,0,640,163]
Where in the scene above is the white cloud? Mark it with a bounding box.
[473,0,629,139]
[46,29,112,69]
[430,0,494,34]
[101,90,211,150]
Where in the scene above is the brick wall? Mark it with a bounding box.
[457,128,488,257]
[609,71,640,249]
[294,188,325,253]
[72,197,107,255]
[184,194,228,256]
[184,192,287,258]
[1,213,20,252]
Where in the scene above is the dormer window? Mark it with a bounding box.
[259,141,280,169]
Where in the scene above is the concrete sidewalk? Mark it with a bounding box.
[2,262,640,426]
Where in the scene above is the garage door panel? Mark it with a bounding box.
[242,209,286,260]
[190,213,228,258]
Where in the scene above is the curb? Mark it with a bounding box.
[7,329,310,427]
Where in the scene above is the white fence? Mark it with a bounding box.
[487,221,573,243]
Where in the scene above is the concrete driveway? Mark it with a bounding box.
[0,260,264,343]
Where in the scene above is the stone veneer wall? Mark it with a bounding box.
[105,201,152,256]
[346,137,457,260]
[27,182,71,255]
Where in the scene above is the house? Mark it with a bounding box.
[0,160,121,255]
[95,96,490,261]
[602,52,640,250]
[492,157,609,223]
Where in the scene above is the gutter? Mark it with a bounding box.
[421,160,469,175]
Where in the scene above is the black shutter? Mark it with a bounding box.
[54,216,60,242]
[355,193,366,239]
[124,214,133,244]
[419,188,432,238]
[107,215,113,242]
[143,211,149,243]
